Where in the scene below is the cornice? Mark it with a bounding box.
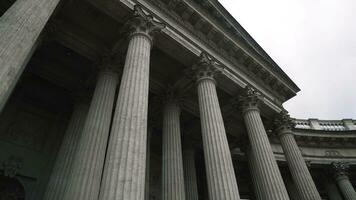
[182,0,299,95]
[201,0,300,91]
[139,0,297,102]
[269,129,356,148]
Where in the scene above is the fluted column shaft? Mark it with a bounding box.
[279,131,321,200]
[246,145,263,200]
[0,0,60,111]
[99,33,149,200]
[335,174,356,200]
[99,6,165,199]
[242,109,289,199]
[44,99,89,200]
[324,178,343,200]
[183,149,199,200]
[162,100,186,200]
[196,75,240,199]
[99,32,149,200]
[145,130,151,200]
[64,68,118,200]
[284,173,302,200]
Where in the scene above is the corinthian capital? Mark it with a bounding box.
[191,52,222,83]
[125,5,166,42]
[274,110,296,134]
[238,86,262,113]
[332,162,350,177]
[95,51,123,74]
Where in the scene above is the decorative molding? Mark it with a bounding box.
[143,0,294,101]
[274,110,296,133]
[237,86,263,113]
[332,162,350,177]
[124,5,166,44]
[325,150,343,158]
[295,118,356,132]
[190,52,222,83]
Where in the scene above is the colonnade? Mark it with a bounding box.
[0,1,355,200]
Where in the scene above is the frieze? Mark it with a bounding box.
[293,134,356,148]
[325,150,343,157]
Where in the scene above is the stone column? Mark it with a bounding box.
[324,177,343,200]
[99,6,165,200]
[284,173,302,200]
[0,0,60,112]
[145,129,152,200]
[43,95,89,200]
[63,65,119,200]
[274,110,322,200]
[183,148,199,200]
[245,144,263,200]
[332,162,356,200]
[192,52,240,200]
[161,96,186,200]
[238,87,289,200]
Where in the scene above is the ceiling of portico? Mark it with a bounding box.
[5,0,291,147]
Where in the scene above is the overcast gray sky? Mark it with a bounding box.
[218,0,356,119]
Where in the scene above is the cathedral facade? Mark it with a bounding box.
[0,0,355,199]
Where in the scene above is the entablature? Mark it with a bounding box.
[135,0,300,102]
[45,0,286,117]
[107,0,299,110]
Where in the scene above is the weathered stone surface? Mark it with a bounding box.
[161,98,186,200]
[194,52,240,200]
[239,87,289,200]
[43,98,89,200]
[245,145,263,200]
[145,130,152,200]
[99,5,165,200]
[64,67,119,200]
[183,149,199,200]
[284,174,302,200]
[0,0,60,112]
[275,110,321,200]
